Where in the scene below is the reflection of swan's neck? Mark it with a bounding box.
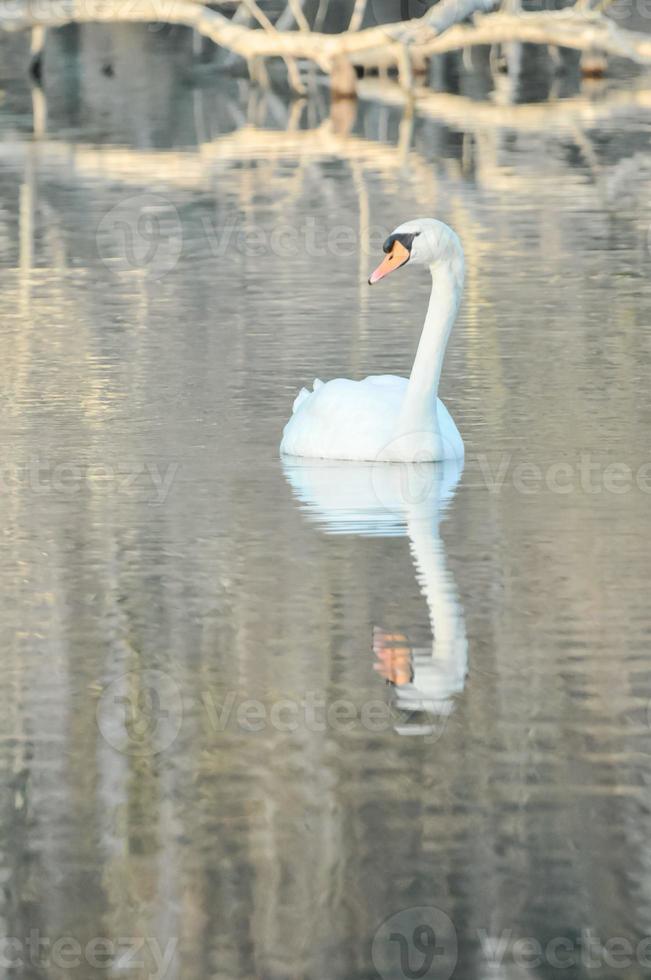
[405,501,467,690]
[397,256,464,433]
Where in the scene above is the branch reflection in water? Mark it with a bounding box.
[282,456,467,736]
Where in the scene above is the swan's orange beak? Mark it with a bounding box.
[368,240,410,285]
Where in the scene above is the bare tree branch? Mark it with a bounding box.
[413,9,651,62]
[0,0,497,68]
[3,0,651,94]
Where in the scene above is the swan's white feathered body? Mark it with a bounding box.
[281,375,463,462]
[280,218,466,463]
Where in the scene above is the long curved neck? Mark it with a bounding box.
[405,499,467,697]
[397,257,463,432]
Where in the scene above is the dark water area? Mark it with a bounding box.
[2,20,651,980]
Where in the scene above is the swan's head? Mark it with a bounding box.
[368,218,463,285]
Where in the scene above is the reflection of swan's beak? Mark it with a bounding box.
[373,627,413,686]
[368,240,410,284]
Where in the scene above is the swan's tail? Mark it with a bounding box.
[292,378,323,413]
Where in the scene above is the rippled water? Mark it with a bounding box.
[3,23,651,980]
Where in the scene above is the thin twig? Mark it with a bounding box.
[239,0,306,91]
[348,0,368,32]
[288,0,310,32]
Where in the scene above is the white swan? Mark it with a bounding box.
[282,457,468,735]
[280,218,464,463]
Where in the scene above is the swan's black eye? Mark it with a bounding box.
[383,232,419,254]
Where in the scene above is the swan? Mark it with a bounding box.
[280,218,464,463]
[282,457,468,735]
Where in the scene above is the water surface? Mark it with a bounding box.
[2,25,651,980]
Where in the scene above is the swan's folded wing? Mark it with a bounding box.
[280,376,407,460]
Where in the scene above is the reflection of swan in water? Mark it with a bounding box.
[282,456,467,735]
